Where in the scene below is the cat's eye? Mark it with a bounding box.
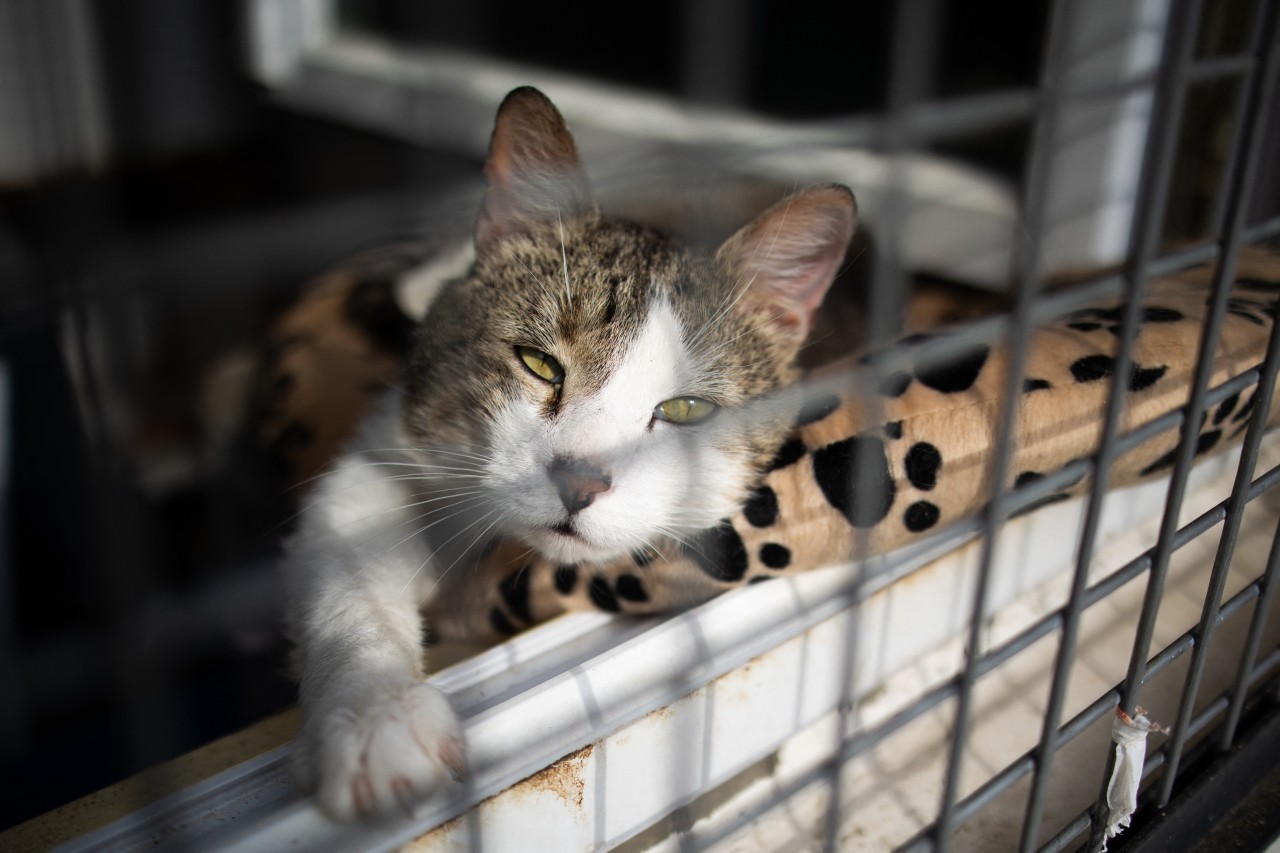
[654,396,717,425]
[517,346,564,384]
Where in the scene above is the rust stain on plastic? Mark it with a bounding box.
[522,743,593,809]
[408,744,595,849]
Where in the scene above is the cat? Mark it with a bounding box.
[284,86,857,820]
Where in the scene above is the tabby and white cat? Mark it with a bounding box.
[285,86,856,819]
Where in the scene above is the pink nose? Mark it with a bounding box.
[549,457,612,514]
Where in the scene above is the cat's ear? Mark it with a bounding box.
[717,184,857,345]
[476,87,597,250]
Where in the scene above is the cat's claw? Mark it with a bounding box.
[307,681,466,821]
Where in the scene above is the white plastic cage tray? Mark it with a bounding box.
[54,432,1280,853]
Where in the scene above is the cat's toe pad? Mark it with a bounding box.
[315,682,465,820]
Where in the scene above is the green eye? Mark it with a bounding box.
[655,396,717,425]
[517,346,564,384]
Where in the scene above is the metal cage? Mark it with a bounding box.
[8,0,1280,850]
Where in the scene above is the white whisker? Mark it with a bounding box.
[510,251,548,297]
[416,511,507,602]
[557,203,572,308]
[402,507,504,596]
[352,493,494,578]
[333,487,488,533]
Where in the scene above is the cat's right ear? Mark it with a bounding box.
[476,87,596,251]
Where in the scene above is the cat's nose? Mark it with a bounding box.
[549,456,612,514]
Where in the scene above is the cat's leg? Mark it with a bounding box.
[286,464,465,820]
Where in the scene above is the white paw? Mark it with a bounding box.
[305,681,466,820]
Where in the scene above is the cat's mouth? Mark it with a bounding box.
[524,519,624,563]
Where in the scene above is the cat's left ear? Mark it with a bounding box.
[717,184,857,346]
[476,87,597,250]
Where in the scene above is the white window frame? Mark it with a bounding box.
[241,0,1168,278]
[241,0,1028,287]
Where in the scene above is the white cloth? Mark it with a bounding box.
[1102,707,1165,850]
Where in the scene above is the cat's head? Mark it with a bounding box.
[404,87,855,564]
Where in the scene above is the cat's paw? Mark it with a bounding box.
[305,681,467,821]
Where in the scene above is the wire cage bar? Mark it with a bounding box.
[684,0,1280,849]
[11,0,1280,851]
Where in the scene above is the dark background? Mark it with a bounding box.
[0,0,1273,832]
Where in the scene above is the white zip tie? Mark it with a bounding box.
[1101,706,1168,850]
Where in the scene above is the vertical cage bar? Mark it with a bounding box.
[866,0,941,350]
[1222,495,1280,748]
[680,0,750,106]
[930,0,1072,842]
[1106,0,1210,720]
[1154,0,1280,807]
[1226,504,1280,731]
[1014,0,1192,835]
[1073,0,1208,847]
[1037,0,1176,271]
[819,2,941,848]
